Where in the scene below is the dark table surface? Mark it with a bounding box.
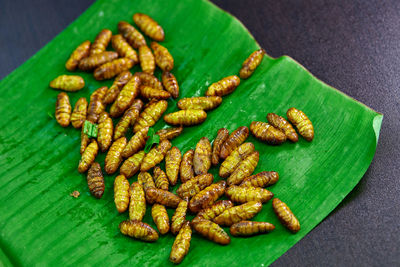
[1,0,399,265]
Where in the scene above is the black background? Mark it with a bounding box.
[1,0,399,265]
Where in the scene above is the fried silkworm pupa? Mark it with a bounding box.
[133,100,168,132]
[87,86,107,123]
[104,71,133,105]
[87,162,105,199]
[119,220,159,242]
[240,171,279,188]
[220,126,249,159]
[230,221,275,237]
[205,75,240,97]
[286,107,314,142]
[140,139,172,171]
[120,150,145,178]
[129,182,146,221]
[94,57,135,81]
[162,71,179,99]
[164,109,207,126]
[55,92,71,127]
[171,198,188,235]
[250,121,286,145]
[89,29,112,55]
[176,173,214,199]
[180,149,195,183]
[80,128,90,154]
[151,42,174,72]
[227,151,259,185]
[193,200,233,222]
[272,198,300,233]
[114,174,130,213]
[104,137,127,174]
[78,140,98,173]
[122,127,149,158]
[239,49,266,79]
[65,40,91,71]
[50,75,85,92]
[70,97,87,128]
[177,96,222,111]
[97,112,113,152]
[118,21,146,49]
[226,185,273,204]
[165,147,182,186]
[110,75,141,118]
[211,128,229,166]
[170,221,191,264]
[138,45,155,74]
[156,126,183,141]
[111,34,139,63]
[214,201,262,226]
[138,171,156,192]
[153,166,169,190]
[267,113,298,142]
[114,100,143,140]
[189,181,226,213]
[191,219,230,245]
[193,137,212,176]
[152,204,170,235]
[133,13,165,41]
[140,85,171,100]
[145,187,182,208]
[78,51,119,71]
[219,142,255,178]
[136,72,164,91]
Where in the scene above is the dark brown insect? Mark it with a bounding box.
[240,171,279,187]
[250,121,287,145]
[191,219,230,245]
[136,72,164,91]
[189,181,226,213]
[267,113,298,142]
[145,187,182,208]
[156,126,183,141]
[117,21,146,49]
[272,198,300,233]
[87,162,105,199]
[151,42,174,72]
[230,221,275,236]
[94,57,135,81]
[87,86,107,123]
[220,126,249,159]
[180,149,195,183]
[78,51,119,71]
[162,71,179,99]
[176,173,214,200]
[211,128,229,166]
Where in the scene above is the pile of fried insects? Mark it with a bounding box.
[50,12,314,264]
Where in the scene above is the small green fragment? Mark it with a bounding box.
[144,128,160,153]
[83,120,98,138]
[47,112,54,119]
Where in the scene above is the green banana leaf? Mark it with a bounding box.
[0,0,382,266]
